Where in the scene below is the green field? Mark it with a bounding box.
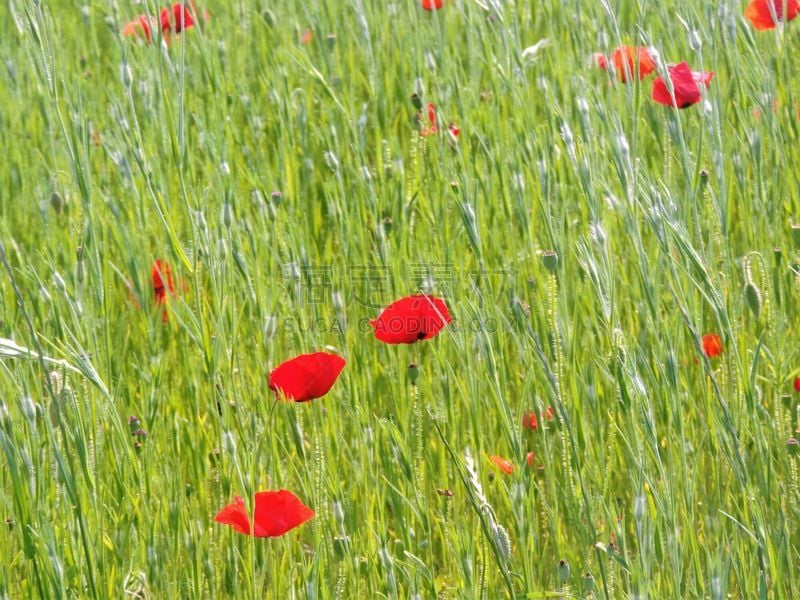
[2,0,800,597]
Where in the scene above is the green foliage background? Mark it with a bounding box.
[1,0,799,597]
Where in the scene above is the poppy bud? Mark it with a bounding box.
[271,191,283,207]
[788,437,800,457]
[262,9,276,27]
[542,250,558,273]
[407,363,420,385]
[333,535,350,558]
[221,203,234,228]
[411,93,422,110]
[582,573,595,593]
[557,559,571,583]
[744,281,762,319]
[699,169,709,180]
[792,223,800,248]
[128,416,141,434]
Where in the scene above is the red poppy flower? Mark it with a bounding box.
[370,295,452,344]
[152,260,175,305]
[595,46,656,82]
[422,0,444,10]
[793,377,800,393]
[522,410,538,431]
[701,333,723,358]
[215,490,314,537]
[448,123,461,138]
[122,15,157,42]
[745,0,800,30]
[651,62,714,109]
[269,352,346,402]
[420,103,439,137]
[490,455,514,475]
[160,2,196,34]
[544,406,555,421]
[526,451,534,467]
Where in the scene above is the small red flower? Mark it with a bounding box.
[490,455,514,475]
[595,46,656,82]
[422,0,444,10]
[151,259,176,323]
[701,333,723,358]
[544,406,555,421]
[370,295,452,344]
[160,2,196,34]
[526,451,534,468]
[215,490,314,537]
[152,260,175,304]
[793,377,800,393]
[745,0,800,30]
[651,62,714,109]
[448,123,460,139]
[420,103,439,137]
[269,352,346,402]
[122,15,157,42]
[522,410,538,431]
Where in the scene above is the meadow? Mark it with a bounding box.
[1,0,800,597]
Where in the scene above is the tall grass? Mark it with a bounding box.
[1,0,799,597]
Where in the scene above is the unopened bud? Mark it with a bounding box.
[542,251,559,273]
[50,191,64,214]
[407,363,420,385]
[744,281,762,319]
[557,559,571,583]
[221,203,234,228]
[788,437,800,457]
[792,223,800,248]
[582,573,595,593]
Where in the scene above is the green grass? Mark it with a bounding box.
[1,0,800,597]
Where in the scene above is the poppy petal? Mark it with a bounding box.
[745,0,800,30]
[701,333,723,358]
[161,2,196,34]
[269,352,346,402]
[652,62,712,109]
[151,260,175,304]
[490,455,514,475]
[122,15,156,42]
[252,490,315,537]
[370,295,452,344]
[214,496,252,535]
[421,0,444,10]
